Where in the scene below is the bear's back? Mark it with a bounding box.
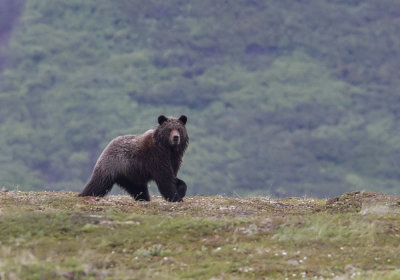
[94,130,155,172]
[107,129,155,157]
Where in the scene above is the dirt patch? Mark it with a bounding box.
[325,191,400,214]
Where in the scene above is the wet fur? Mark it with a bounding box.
[78,115,189,202]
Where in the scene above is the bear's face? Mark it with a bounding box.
[155,115,188,151]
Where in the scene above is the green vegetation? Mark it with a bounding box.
[1,1,400,196]
[1,191,400,279]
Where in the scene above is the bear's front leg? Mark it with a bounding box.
[153,169,183,202]
[116,177,151,201]
[176,178,187,198]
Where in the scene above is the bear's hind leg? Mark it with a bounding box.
[79,170,114,197]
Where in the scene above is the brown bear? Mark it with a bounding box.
[78,115,189,202]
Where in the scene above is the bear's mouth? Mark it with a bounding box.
[173,136,180,144]
[171,138,180,146]
[170,129,181,145]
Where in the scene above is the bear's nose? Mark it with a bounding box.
[173,135,179,141]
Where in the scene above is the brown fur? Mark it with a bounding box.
[78,115,189,202]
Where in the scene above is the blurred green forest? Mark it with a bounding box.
[1,0,400,197]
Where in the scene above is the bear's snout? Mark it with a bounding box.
[170,129,180,145]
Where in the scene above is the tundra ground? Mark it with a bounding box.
[0,191,399,279]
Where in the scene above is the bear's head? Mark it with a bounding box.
[155,115,189,152]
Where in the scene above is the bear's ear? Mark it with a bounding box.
[158,115,168,125]
[179,115,187,125]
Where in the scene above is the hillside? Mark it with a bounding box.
[1,191,400,279]
[1,1,400,197]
